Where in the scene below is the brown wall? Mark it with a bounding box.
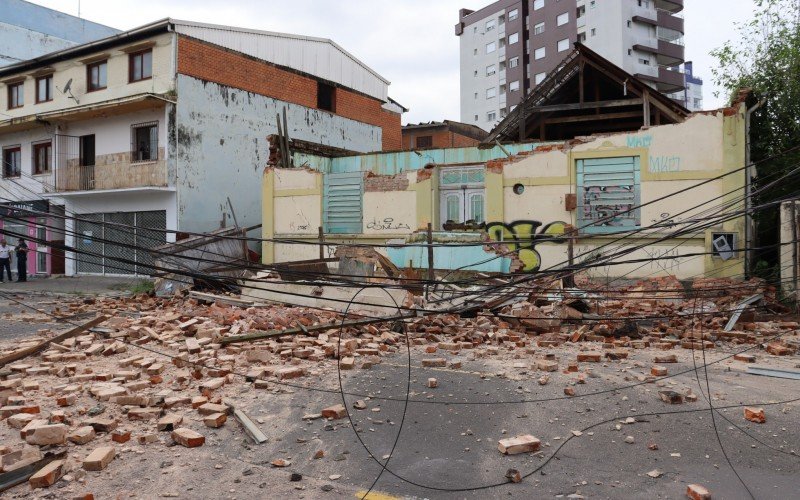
[176,36,401,151]
[401,128,483,150]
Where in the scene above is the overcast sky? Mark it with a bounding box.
[29,0,756,124]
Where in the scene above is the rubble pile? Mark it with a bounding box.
[0,274,796,494]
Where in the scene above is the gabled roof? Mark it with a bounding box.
[484,43,691,144]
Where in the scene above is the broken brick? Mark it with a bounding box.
[498,435,540,455]
[686,484,711,500]
[83,446,116,471]
[744,407,765,424]
[321,404,347,420]
[171,428,205,448]
[29,459,64,489]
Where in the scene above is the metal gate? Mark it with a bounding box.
[75,210,166,275]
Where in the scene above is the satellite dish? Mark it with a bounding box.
[63,78,73,93]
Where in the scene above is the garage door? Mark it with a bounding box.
[75,210,166,275]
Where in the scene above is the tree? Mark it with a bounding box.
[711,0,800,281]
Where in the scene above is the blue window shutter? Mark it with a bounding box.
[323,172,363,234]
[577,157,640,234]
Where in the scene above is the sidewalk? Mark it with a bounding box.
[0,275,152,296]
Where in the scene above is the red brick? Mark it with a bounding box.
[744,407,765,423]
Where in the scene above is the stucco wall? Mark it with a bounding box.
[263,109,747,279]
[174,75,381,237]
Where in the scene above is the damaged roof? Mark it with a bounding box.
[402,120,489,141]
[484,43,691,144]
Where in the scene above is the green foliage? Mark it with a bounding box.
[711,0,800,277]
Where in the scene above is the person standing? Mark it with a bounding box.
[0,239,11,282]
[15,240,28,282]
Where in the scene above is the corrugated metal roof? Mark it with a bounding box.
[172,19,389,102]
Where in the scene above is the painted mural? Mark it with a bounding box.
[485,220,568,272]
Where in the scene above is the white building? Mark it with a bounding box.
[0,19,403,276]
[456,0,702,130]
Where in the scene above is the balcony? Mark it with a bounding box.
[657,9,684,33]
[655,0,683,13]
[636,66,685,93]
[632,38,684,67]
[55,160,168,192]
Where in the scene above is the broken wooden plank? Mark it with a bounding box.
[0,316,109,367]
[222,399,267,444]
[0,451,66,493]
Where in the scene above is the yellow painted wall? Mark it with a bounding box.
[262,108,748,279]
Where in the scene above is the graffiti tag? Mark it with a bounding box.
[366,217,411,231]
[649,155,681,173]
[626,134,652,148]
[485,220,568,273]
[582,185,637,228]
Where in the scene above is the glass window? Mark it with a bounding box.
[129,49,153,82]
[558,38,570,52]
[535,72,546,85]
[33,141,52,174]
[87,60,107,91]
[486,87,497,99]
[534,22,545,35]
[509,32,519,44]
[486,19,496,31]
[508,8,519,21]
[534,47,546,60]
[35,75,53,103]
[131,122,158,162]
[487,111,496,122]
[446,194,460,223]
[486,64,496,76]
[509,57,519,68]
[533,0,544,10]
[557,12,569,26]
[486,41,496,53]
[470,194,484,223]
[7,82,23,109]
[2,147,21,178]
[510,80,520,92]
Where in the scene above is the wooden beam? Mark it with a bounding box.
[531,98,643,113]
[643,89,651,128]
[543,111,643,125]
[0,315,109,367]
[648,95,685,123]
[579,60,585,104]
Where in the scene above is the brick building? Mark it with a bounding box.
[401,120,489,150]
[0,18,404,276]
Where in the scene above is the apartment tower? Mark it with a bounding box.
[456,0,698,130]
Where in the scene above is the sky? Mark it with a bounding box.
[29,0,756,124]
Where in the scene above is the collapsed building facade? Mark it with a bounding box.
[261,45,746,280]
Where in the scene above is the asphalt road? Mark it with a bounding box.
[194,345,800,499]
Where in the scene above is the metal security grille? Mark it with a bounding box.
[323,172,363,234]
[577,157,641,234]
[75,210,166,275]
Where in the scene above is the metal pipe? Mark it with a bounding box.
[744,97,766,278]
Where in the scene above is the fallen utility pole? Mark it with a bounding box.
[220,313,415,345]
[0,315,108,367]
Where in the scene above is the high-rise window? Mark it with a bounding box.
[534,22,545,35]
[535,72,546,85]
[533,0,544,10]
[486,19,496,31]
[33,141,52,174]
[509,32,519,44]
[534,47,546,60]
[487,111,497,122]
[557,12,569,26]
[486,87,497,99]
[486,64,496,76]
[508,8,519,21]
[486,41,496,53]
[509,56,519,68]
[510,80,520,92]
[558,38,570,52]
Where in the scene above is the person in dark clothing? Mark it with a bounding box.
[15,240,28,282]
[0,239,11,282]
